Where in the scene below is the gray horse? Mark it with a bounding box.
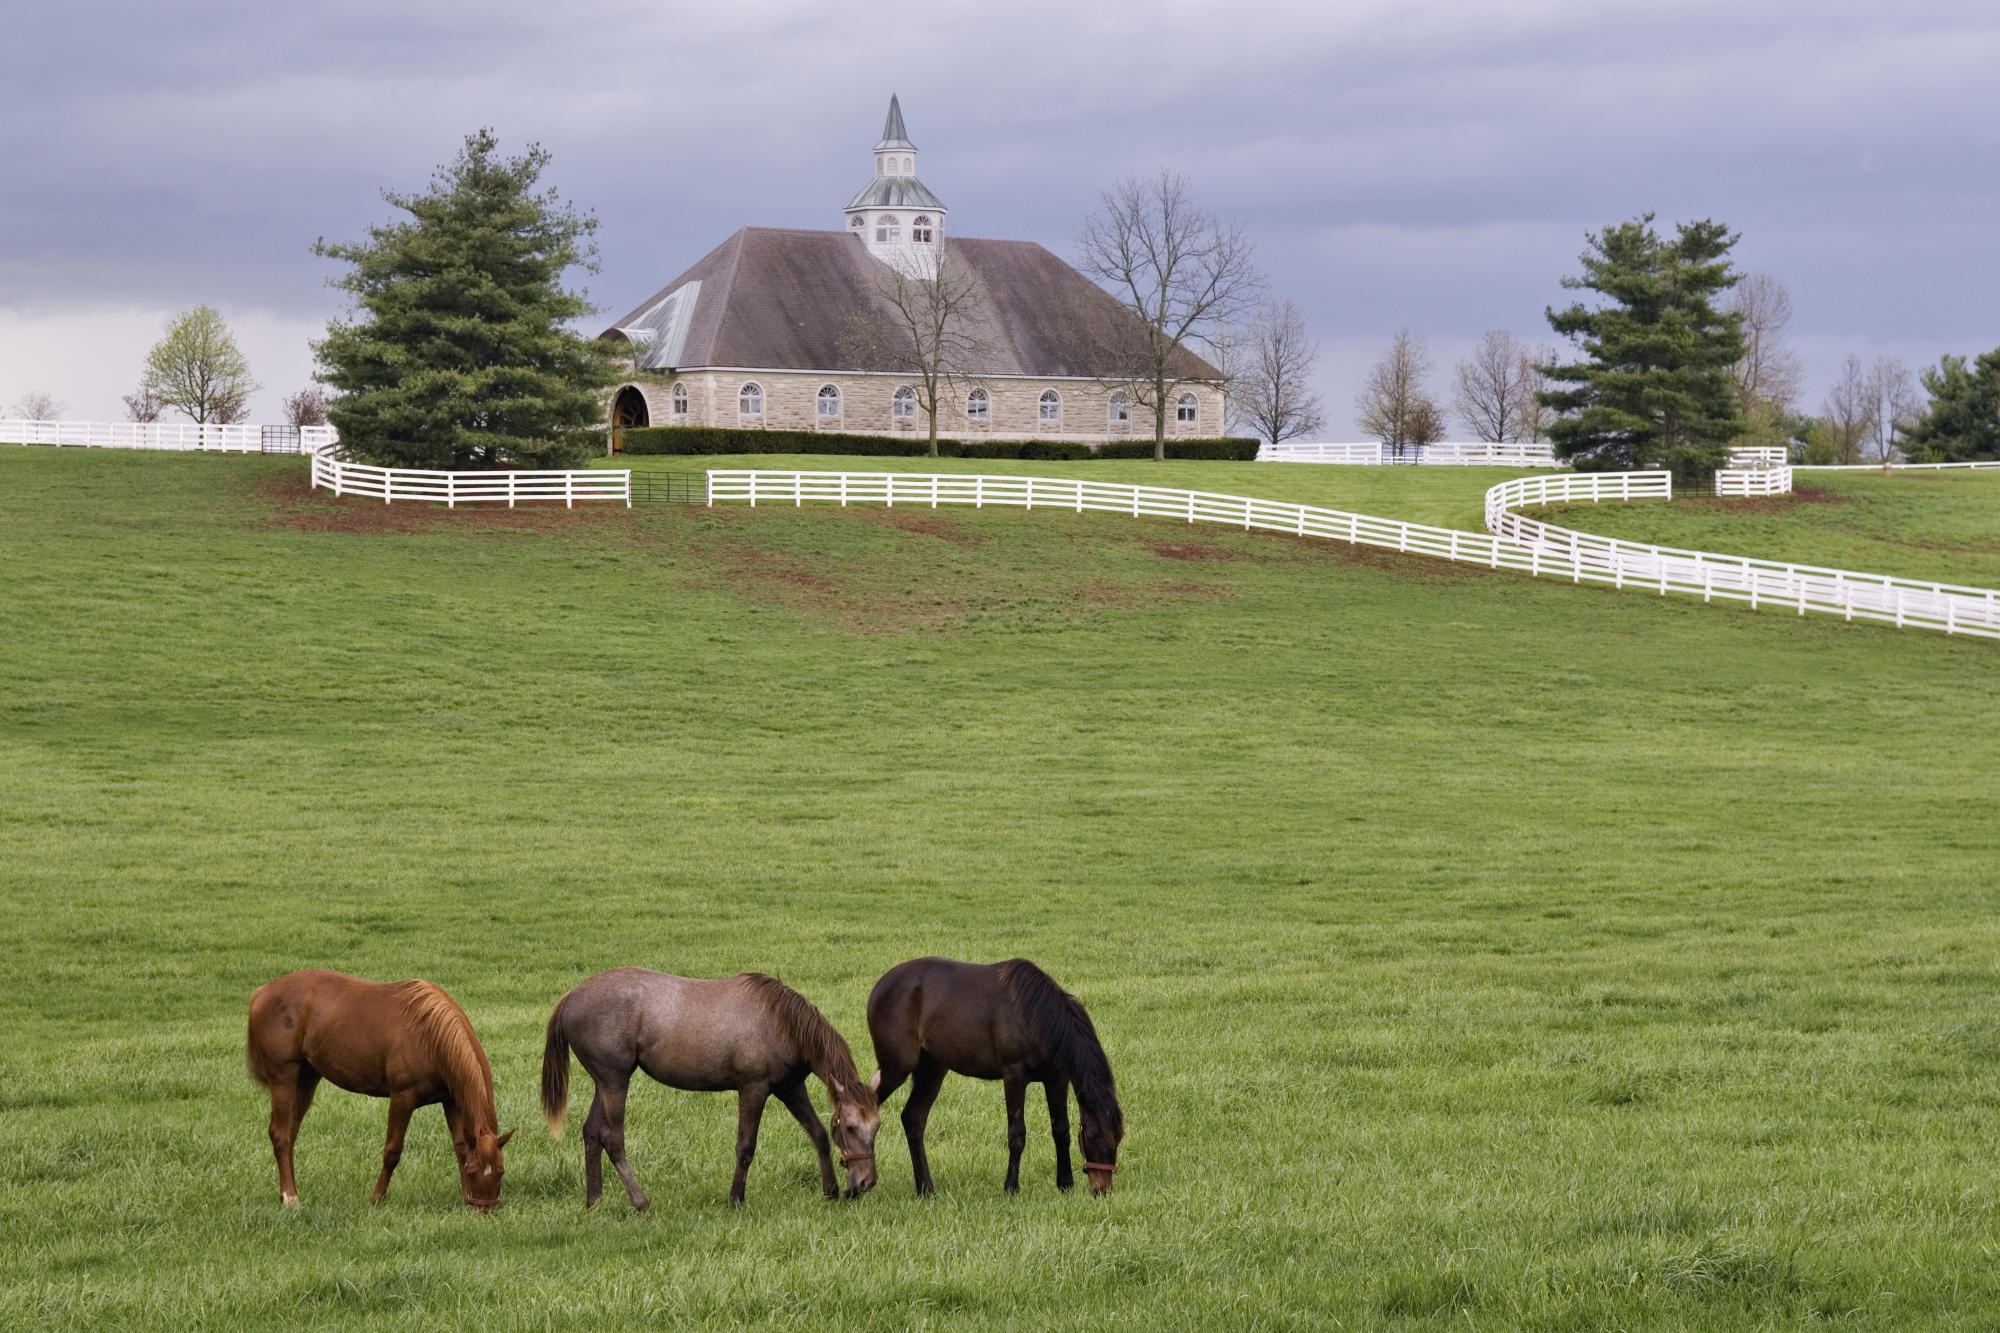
[541,968,879,1208]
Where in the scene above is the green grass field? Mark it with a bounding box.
[5,445,1999,1329]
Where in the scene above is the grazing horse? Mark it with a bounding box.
[540,968,880,1208]
[245,970,513,1209]
[867,956,1124,1195]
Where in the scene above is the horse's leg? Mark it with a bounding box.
[901,1056,947,1196]
[1044,1076,1074,1192]
[372,1090,419,1202]
[594,1070,649,1212]
[582,1085,609,1208]
[1002,1073,1028,1195]
[729,1084,770,1207]
[775,1078,837,1199]
[265,1068,308,1205]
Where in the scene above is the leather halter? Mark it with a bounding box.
[840,1150,876,1165]
[1083,1161,1118,1173]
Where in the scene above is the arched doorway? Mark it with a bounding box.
[612,385,650,429]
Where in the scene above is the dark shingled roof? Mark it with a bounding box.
[603,227,1221,381]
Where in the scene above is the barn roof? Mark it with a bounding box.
[602,227,1221,382]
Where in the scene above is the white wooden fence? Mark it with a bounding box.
[1715,467,1794,497]
[1259,440,1560,466]
[1486,472,2000,638]
[706,469,2000,640]
[311,451,630,507]
[0,419,337,453]
[1726,446,1789,470]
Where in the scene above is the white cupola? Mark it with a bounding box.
[843,94,947,279]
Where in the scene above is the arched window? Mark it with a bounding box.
[739,382,764,416]
[1176,393,1198,425]
[1108,391,1130,424]
[902,156,912,174]
[875,214,901,244]
[1038,390,1061,423]
[849,214,865,229]
[671,383,689,416]
[966,387,989,422]
[817,384,841,418]
[892,387,916,421]
[911,215,934,244]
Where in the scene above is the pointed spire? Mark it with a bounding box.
[877,93,914,150]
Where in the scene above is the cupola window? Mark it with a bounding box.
[876,215,901,244]
[912,216,934,243]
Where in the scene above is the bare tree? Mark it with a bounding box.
[142,305,260,424]
[1234,301,1325,445]
[1514,348,1555,442]
[1821,354,1874,465]
[1864,357,1921,464]
[9,390,63,420]
[1452,330,1549,441]
[122,386,163,422]
[284,386,331,428]
[1076,169,1263,459]
[840,244,991,458]
[1356,330,1441,457]
[1726,273,1806,412]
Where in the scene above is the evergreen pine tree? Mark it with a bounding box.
[1902,350,2000,462]
[313,130,618,469]
[1539,215,1747,477]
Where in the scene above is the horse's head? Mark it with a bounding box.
[829,1082,880,1198]
[457,1128,514,1210]
[1078,1107,1123,1195]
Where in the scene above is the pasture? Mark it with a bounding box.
[3,444,1998,1329]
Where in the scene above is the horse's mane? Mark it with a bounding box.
[997,959,1122,1132]
[396,981,493,1109]
[738,973,872,1104]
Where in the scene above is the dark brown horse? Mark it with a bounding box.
[867,956,1124,1195]
[245,969,513,1209]
[540,968,880,1208]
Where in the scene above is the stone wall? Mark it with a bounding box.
[618,372,1224,443]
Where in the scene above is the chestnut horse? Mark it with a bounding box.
[246,970,513,1209]
[540,968,880,1208]
[868,956,1124,1195]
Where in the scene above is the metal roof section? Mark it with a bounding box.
[876,93,914,150]
[843,175,947,211]
[614,279,701,370]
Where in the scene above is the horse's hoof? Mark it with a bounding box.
[1058,1180,1074,1193]
[633,1200,650,1214]
[281,1194,299,1207]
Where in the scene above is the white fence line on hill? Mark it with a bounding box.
[705,469,2000,640]
[0,419,337,453]
[1726,446,1789,470]
[1486,472,2000,637]
[1795,461,2000,472]
[1259,440,1560,466]
[310,450,630,507]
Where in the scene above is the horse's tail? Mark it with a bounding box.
[998,959,1122,1133]
[540,994,572,1139]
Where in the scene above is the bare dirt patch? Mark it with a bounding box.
[847,506,984,545]
[1677,484,1852,515]
[1149,540,1248,561]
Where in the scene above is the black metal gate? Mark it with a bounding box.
[261,425,303,454]
[629,471,704,505]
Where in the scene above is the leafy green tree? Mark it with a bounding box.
[314,129,618,469]
[1902,350,2000,462]
[143,306,259,424]
[1539,215,1746,477]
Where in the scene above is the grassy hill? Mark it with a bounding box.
[4,446,1998,1329]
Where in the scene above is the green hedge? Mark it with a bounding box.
[614,425,1258,462]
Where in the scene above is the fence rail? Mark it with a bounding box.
[706,469,2000,641]
[1486,472,2000,638]
[1715,467,1794,497]
[1259,440,1560,467]
[0,419,337,453]
[311,452,630,507]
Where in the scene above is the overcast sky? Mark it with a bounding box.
[3,0,1996,432]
